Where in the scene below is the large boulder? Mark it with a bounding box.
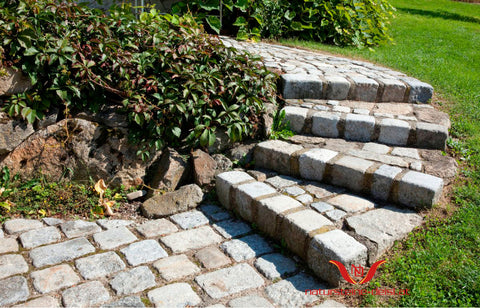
[141,184,204,218]
[0,113,35,155]
[192,149,217,187]
[0,67,32,97]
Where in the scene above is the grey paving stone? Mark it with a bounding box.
[4,219,43,235]
[299,149,338,182]
[283,186,306,196]
[311,202,334,213]
[229,295,274,308]
[282,106,308,133]
[153,254,200,281]
[195,246,231,269]
[307,230,368,286]
[344,114,375,142]
[410,161,423,171]
[212,219,252,239]
[216,171,255,209]
[148,283,202,307]
[350,75,379,101]
[96,219,134,230]
[60,220,102,238]
[19,226,62,249]
[311,112,341,138]
[195,263,265,299]
[265,175,302,189]
[265,273,324,307]
[391,147,420,160]
[235,181,278,221]
[13,295,60,308]
[332,105,350,113]
[30,237,96,268]
[110,266,156,295]
[325,76,350,100]
[398,171,444,207]
[101,296,145,308]
[121,240,168,266]
[171,210,209,229]
[220,234,273,262]
[304,183,344,199]
[93,226,137,250]
[295,194,314,204]
[326,100,340,106]
[0,254,29,279]
[329,156,375,192]
[0,238,19,254]
[325,209,347,221]
[136,219,178,238]
[400,77,433,103]
[327,194,375,213]
[31,264,80,293]
[161,226,222,253]
[347,149,408,168]
[378,119,410,146]
[372,164,403,201]
[199,204,231,222]
[62,281,110,308]
[416,122,448,150]
[126,190,147,201]
[75,251,126,279]
[362,142,392,155]
[314,300,347,307]
[254,141,303,175]
[354,108,370,115]
[42,217,64,226]
[281,74,323,99]
[379,78,406,102]
[257,195,304,239]
[347,207,423,262]
[254,253,297,280]
[0,276,30,306]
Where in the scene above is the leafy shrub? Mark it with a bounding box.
[0,0,278,158]
[173,0,395,47]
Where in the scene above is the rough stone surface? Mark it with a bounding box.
[0,67,32,97]
[0,117,34,155]
[30,237,95,268]
[327,194,375,213]
[254,253,297,280]
[401,77,434,103]
[229,296,274,308]
[13,296,60,308]
[110,266,156,295]
[307,230,368,286]
[101,296,145,308]
[136,219,178,238]
[398,171,444,207]
[299,149,338,181]
[148,147,190,192]
[216,171,254,209]
[31,264,80,293]
[153,254,200,281]
[195,263,265,299]
[121,240,168,266]
[213,219,252,239]
[344,114,375,142]
[265,175,302,189]
[379,78,407,102]
[195,246,231,269]
[235,181,277,221]
[93,226,137,250]
[311,202,334,213]
[193,149,217,187]
[265,273,324,307]
[0,276,30,306]
[62,281,110,308]
[96,219,134,230]
[282,74,323,99]
[325,209,347,221]
[161,226,222,253]
[372,164,402,201]
[148,283,202,307]
[378,119,410,146]
[42,217,64,226]
[282,106,308,133]
[199,204,231,222]
[254,140,303,175]
[0,238,19,254]
[329,156,374,192]
[315,300,347,307]
[257,195,303,239]
[171,210,209,229]
[221,234,273,262]
[283,186,306,196]
[126,190,147,201]
[391,147,420,160]
[311,112,341,138]
[4,219,43,235]
[60,220,101,238]
[362,143,391,155]
[75,252,126,279]
[325,76,350,100]
[350,76,379,102]
[347,207,423,262]
[416,122,448,150]
[141,184,204,218]
[0,254,29,279]
[296,194,313,204]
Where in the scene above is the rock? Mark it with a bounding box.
[421,149,458,181]
[212,154,233,174]
[192,149,217,187]
[147,147,190,192]
[126,190,147,201]
[0,67,32,97]
[0,114,35,155]
[262,102,277,137]
[208,128,231,153]
[229,142,257,167]
[141,184,204,218]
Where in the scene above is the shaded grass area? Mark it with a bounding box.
[281,0,480,306]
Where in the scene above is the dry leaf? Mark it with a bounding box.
[94,179,107,200]
[0,187,5,195]
[103,200,115,217]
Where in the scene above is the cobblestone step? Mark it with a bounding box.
[221,37,434,103]
[254,139,444,208]
[282,103,449,150]
[216,170,423,286]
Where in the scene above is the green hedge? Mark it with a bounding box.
[0,0,277,158]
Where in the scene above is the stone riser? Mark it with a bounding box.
[254,140,444,209]
[283,106,448,150]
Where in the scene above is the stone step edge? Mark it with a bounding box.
[283,106,448,150]
[280,73,433,104]
[254,140,444,208]
[216,170,368,286]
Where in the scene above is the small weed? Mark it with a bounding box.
[270,109,295,141]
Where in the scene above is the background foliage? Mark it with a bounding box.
[173,0,395,47]
[0,0,277,157]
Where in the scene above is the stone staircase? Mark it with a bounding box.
[216,38,453,287]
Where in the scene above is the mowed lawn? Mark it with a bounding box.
[281,0,480,306]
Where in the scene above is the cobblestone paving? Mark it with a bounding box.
[0,207,345,307]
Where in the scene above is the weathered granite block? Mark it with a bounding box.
[311,112,341,138]
[216,171,254,209]
[299,148,338,181]
[344,114,375,142]
[416,122,448,150]
[325,76,350,100]
[257,195,303,239]
[397,171,444,208]
[235,182,277,221]
[281,74,323,99]
[371,164,402,201]
[282,106,309,133]
[329,156,375,192]
[254,140,303,175]
[378,119,410,146]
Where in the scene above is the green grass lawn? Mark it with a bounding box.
[281,0,480,306]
